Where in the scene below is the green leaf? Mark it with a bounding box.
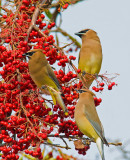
[47,138,52,144]
[49,158,56,160]
[45,9,52,19]
[0,0,1,13]
[22,154,37,160]
[42,148,45,157]
[19,156,23,160]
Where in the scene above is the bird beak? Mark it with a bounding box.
[75,32,84,38]
[75,32,81,36]
[22,53,30,58]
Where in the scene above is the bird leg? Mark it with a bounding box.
[94,73,99,79]
[41,85,48,90]
[82,71,86,76]
[82,138,93,145]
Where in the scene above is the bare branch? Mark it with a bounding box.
[52,27,81,48]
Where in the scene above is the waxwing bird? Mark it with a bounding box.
[74,89,109,160]
[75,29,102,88]
[23,49,68,114]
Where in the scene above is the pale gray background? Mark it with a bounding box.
[57,0,130,159]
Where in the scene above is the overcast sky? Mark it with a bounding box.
[59,0,130,159]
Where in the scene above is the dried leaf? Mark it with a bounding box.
[74,139,85,149]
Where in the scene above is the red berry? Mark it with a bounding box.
[99,82,104,87]
[62,3,69,9]
[98,98,102,103]
[95,88,99,92]
[99,87,104,91]
[111,82,115,86]
[3,15,7,19]
[108,84,112,90]
[47,24,52,29]
[41,14,45,19]
[51,22,55,27]
[92,86,96,90]
[77,69,81,73]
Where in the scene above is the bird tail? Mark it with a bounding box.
[48,88,68,114]
[96,137,105,160]
[54,92,68,115]
[49,89,57,105]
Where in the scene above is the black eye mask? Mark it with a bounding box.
[75,29,90,38]
[76,89,87,93]
[22,51,35,57]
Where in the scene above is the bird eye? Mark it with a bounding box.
[81,90,87,93]
[23,51,35,57]
[27,51,35,56]
[77,89,87,93]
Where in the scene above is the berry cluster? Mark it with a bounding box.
[94,97,102,107]
[25,148,43,159]
[92,82,116,92]
[54,70,77,83]
[75,145,90,155]
[92,81,116,106]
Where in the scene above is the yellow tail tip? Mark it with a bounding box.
[65,112,69,116]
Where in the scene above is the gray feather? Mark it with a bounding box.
[84,106,108,146]
[46,65,61,90]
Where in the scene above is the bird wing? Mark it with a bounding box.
[48,88,57,105]
[46,64,61,90]
[84,104,108,145]
[78,50,81,64]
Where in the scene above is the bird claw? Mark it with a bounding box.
[82,71,86,76]
[94,73,99,79]
[41,85,48,89]
[82,138,92,145]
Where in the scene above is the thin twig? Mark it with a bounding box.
[0,6,12,13]
[43,142,71,149]
[61,42,73,49]
[52,27,81,48]
[47,134,122,146]
[108,142,122,146]
[61,137,70,150]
